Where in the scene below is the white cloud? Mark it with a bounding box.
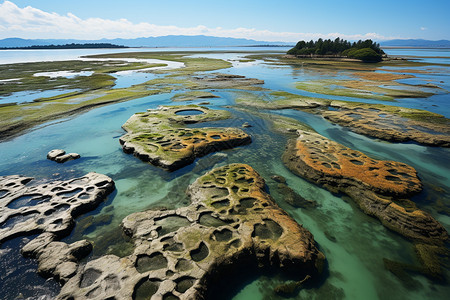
[0,1,395,41]
[420,27,427,31]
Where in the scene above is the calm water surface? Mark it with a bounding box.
[0,48,448,300]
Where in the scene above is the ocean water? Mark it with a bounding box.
[0,48,449,300]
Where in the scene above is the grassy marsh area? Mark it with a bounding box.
[1,50,448,143]
[0,60,158,97]
[0,52,259,140]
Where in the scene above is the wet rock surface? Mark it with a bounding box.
[171,91,220,102]
[0,173,115,283]
[47,149,81,163]
[193,73,264,90]
[235,90,450,147]
[58,164,325,300]
[321,104,450,147]
[120,105,251,171]
[282,130,448,244]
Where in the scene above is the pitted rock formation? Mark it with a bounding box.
[57,164,325,300]
[120,105,251,171]
[193,73,264,89]
[0,173,115,282]
[47,149,81,163]
[321,105,450,147]
[282,130,448,244]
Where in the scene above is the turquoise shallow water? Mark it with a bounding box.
[0,88,80,104]
[0,48,449,300]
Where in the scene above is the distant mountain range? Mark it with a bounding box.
[1,36,449,49]
[0,35,292,48]
[380,39,450,48]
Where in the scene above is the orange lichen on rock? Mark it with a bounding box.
[293,131,422,196]
[283,130,448,244]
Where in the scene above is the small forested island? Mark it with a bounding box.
[287,38,385,62]
[0,43,128,50]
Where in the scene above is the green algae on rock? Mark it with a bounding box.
[56,164,325,300]
[0,86,160,141]
[322,101,450,147]
[235,90,450,147]
[120,105,251,171]
[171,91,220,102]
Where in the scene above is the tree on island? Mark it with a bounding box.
[287,38,384,62]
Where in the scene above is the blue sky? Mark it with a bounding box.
[1,0,449,41]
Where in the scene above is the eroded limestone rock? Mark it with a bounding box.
[321,104,450,147]
[120,105,251,171]
[47,149,81,163]
[282,130,448,244]
[58,164,325,300]
[0,173,115,283]
[193,73,264,90]
[171,91,220,102]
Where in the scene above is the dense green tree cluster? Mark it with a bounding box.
[287,38,384,62]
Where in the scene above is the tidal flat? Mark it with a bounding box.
[0,48,449,300]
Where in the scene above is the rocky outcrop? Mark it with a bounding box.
[0,173,115,283]
[47,149,81,163]
[234,90,450,147]
[22,233,93,283]
[171,91,220,102]
[321,104,450,147]
[282,130,448,244]
[57,164,325,300]
[120,105,251,171]
[193,73,264,90]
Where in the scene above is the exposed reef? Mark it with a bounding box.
[295,79,438,101]
[235,90,450,147]
[0,173,115,283]
[171,91,220,102]
[47,149,81,163]
[322,101,450,147]
[57,164,325,299]
[120,105,251,171]
[282,130,448,244]
[192,73,265,90]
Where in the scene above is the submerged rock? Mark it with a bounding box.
[278,183,318,209]
[282,130,448,244]
[321,103,450,147]
[47,149,80,163]
[0,173,115,283]
[271,174,287,184]
[120,105,251,171]
[171,91,220,102]
[193,73,264,90]
[58,164,325,300]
